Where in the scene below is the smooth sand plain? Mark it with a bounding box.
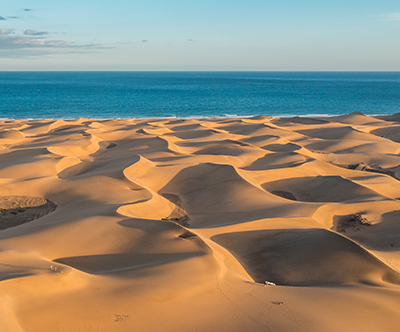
[1,112,400,331]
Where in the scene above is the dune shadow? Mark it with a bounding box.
[334,210,400,252]
[262,176,381,202]
[243,152,309,171]
[0,272,34,282]
[212,228,400,286]
[54,252,204,275]
[262,143,301,152]
[371,126,400,143]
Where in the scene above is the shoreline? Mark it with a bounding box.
[0,111,398,122]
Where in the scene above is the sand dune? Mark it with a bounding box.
[371,125,400,143]
[243,151,310,170]
[262,175,385,202]
[1,114,400,331]
[212,228,400,286]
[0,130,25,140]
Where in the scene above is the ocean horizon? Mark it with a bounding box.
[1,71,400,120]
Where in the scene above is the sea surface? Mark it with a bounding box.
[0,71,399,120]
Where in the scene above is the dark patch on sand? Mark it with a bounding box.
[334,214,371,233]
[271,190,297,201]
[0,195,57,230]
[161,193,190,227]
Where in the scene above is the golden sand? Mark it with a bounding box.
[1,113,400,331]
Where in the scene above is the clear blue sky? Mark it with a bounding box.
[1,0,399,70]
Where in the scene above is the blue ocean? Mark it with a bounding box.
[0,71,399,119]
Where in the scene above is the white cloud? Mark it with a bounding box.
[378,13,400,21]
[0,29,113,58]
[0,28,14,35]
[7,36,73,48]
[24,29,48,36]
[0,35,68,49]
[0,33,109,59]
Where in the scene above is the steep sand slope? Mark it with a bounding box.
[1,113,400,331]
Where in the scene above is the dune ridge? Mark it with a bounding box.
[1,113,400,331]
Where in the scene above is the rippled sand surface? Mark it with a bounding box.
[1,112,400,331]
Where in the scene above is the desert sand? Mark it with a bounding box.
[1,112,400,331]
